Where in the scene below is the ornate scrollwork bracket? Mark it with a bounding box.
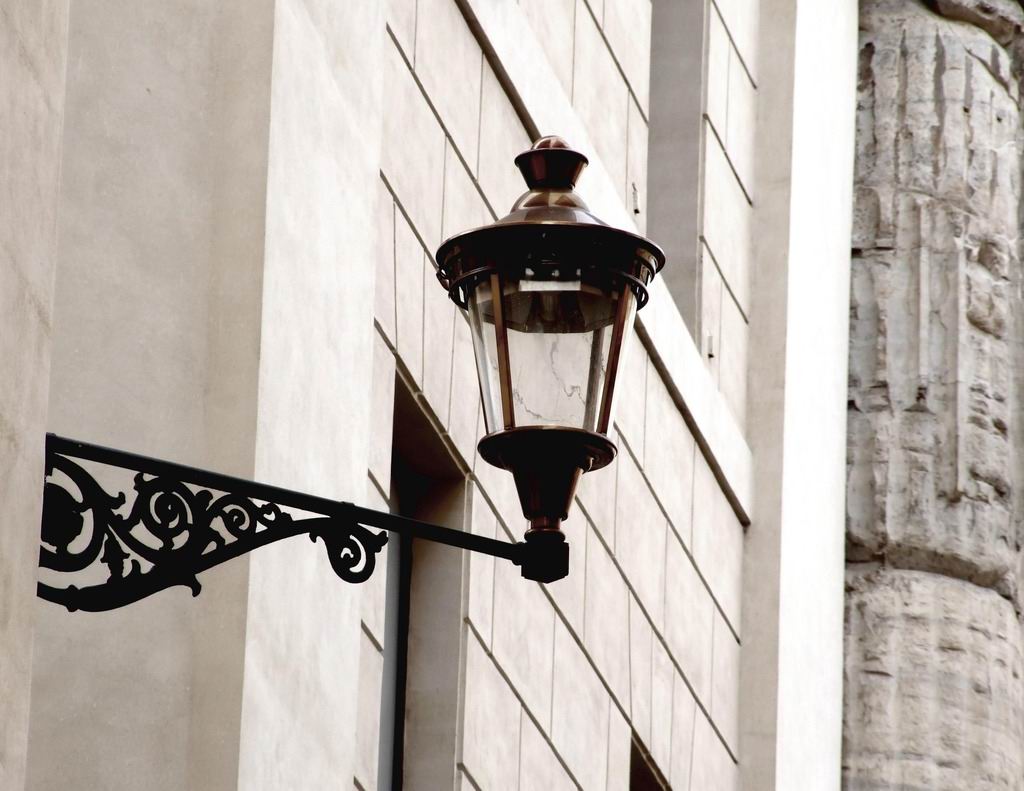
[39,434,564,613]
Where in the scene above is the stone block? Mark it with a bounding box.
[415,0,482,172]
[354,633,383,791]
[462,634,522,789]
[669,671,697,788]
[386,0,416,62]
[705,6,729,142]
[710,609,739,754]
[607,705,632,789]
[478,61,532,215]
[551,618,610,790]
[520,0,577,99]
[844,568,1024,789]
[718,290,747,431]
[421,255,455,427]
[518,709,577,791]
[374,178,397,345]
[382,40,444,250]
[545,510,587,635]
[642,362,696,539]
[649,632,674,773]
[700,245,724,386]
[614,453,667,628]
[467,485,497,647]
[614,330,648,463]
[584,523,631,707]
[689,709,738,791]
[492,546,556,729]
[701,131,751,317]
[712,0,758,83]
[447,314,480,466]
[572,1,628,192]
[663,532,714,705]
[603,0,652,112]
[628,596,653,747]
[442,138,491,242]
[474,423,525,535]
[577,453,618,547]
[360,481,391,645]
[725,42,756,198]
[394,209,425,385]
[368,330,396,495]
[691,452,743,633]
[625,99,648,233]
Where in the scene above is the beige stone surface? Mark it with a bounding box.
[625,98,649,232]
[711,610,740,754]
[369,330,397,494]
[613,331,648,463]
[28,2,274,788]
[614,453,667,628]
[649,632,675,774]
[520,0,577,99]
[690,709,738,791]
[642,357,697,537]
[669,671,697,788]
[0,3,68,787]
[664,532,714,705]
[845,5,1024,788]
[844,569,1024,789]
[584,525,631,707]
[415,0,482,175]
[551,618,610,790]
[477,61,532,216]
[237,0,384,786]
[848,0,1022,591]
[395,208,426,386]
[492,548,556,729]
[692,452,743,632]
[354,633,384,790]
[628,596,654,748]
[702,131,752,318]
[382,39,445,251]
[603,0,652,113]
[518,708,577,791]
[461,634,523,790]
[718,291,748,431]
[467,485,497,647]
[374,177,397,344]
[572,0,628,194]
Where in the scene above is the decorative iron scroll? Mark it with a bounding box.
[39,440,388,612]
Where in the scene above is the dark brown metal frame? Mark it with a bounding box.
[37,434,570,612]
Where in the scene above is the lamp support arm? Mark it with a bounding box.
[38,434,566,613]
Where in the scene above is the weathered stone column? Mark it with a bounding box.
[846,1,1024,788]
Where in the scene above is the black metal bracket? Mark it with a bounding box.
[38,434,568,613]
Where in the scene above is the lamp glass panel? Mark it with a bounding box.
[468,273,637,435]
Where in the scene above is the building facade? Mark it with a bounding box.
[2,0,857,789]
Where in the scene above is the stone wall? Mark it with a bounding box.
[353,0,747,786]
[846,0,1024,787]
[0,2,69,788]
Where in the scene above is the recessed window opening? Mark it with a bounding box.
[630,734,671,790]
[378,376,467,791]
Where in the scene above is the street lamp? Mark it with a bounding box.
[37,136,664,612]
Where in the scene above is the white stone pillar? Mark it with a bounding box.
[27,2,275,788]
[0,3,70,788]
[844,2,1024,787]
[234,0,385,787]
[741,0,858,788]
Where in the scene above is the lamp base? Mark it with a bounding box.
[477,426,616,534]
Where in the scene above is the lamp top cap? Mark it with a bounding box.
[514,136,589,190]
